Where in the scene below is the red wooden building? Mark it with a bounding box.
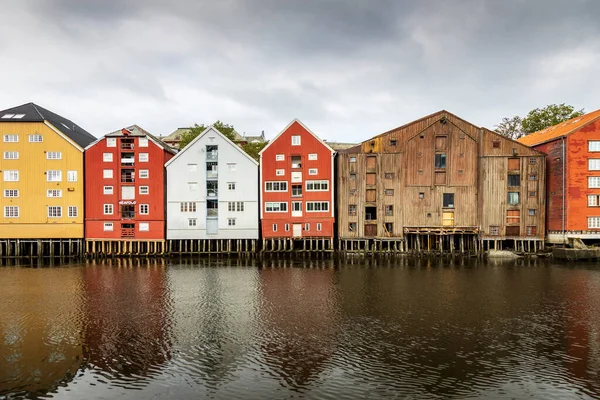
[259,119,335,251]
[85,125,175,254]
[518,109,600,244]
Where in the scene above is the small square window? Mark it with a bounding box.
[228,218,236,226]
[104,223,114,231]
[385,189,394,196]
[104,204,113,215]
[103,153,113,162]
[385,205,393,216]
[349,204,357,216]
[103,186,113,195]
[106,138,116,147]
[308,153,318,160]
[529,158,537,165]
[139,186,149,195]
[292,135,301,146]
[188,218,197,227]
[349,157,357,163]
[139,137,148,147]
[276,169,285,176]
[528,209,536,216]
[384,172,394,179]
[139,170,149,179]
[350,173,356,180]
[490,226,499,235]
[139,153,149,162]
[227,163,237,171]
[349,222,357,232]
[419,192,424,199]
[390,139,397,146]
[309,168,318,175]
[529,191,537,198]
[443,193,454,208]
[228,182,236,190]
[276,154,285,161]
[492,141,501,149]
[139,222,149,232]
[103,169,113,179]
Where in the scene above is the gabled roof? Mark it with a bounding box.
[165,126,258,167]
[259,119,335,156]
[163,127,191,142]
[86,124,177,154]
[518,109,600,146]
[0,102,95,148]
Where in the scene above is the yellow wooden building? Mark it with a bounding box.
[0,103,95,244]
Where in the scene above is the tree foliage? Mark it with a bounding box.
[242,141,267,161]
[495,103,585,140]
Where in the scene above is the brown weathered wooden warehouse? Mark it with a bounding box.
[336,111,546,254]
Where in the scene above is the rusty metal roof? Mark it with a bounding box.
[518,109,600,146]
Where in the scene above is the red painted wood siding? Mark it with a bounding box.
[534,140,565,232]
[260,121,334,238]
[85,136,173,240]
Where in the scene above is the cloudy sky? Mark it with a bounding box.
[0,0,598,141]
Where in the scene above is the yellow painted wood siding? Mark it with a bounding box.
[0,122,85,238]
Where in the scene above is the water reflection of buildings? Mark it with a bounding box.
[0,268,84,397]
[81,259,172,381]
[257,263,339,389]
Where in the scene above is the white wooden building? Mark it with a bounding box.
[165,126,259,249]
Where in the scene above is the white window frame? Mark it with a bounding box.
[188,218,197,227]
[104,222,114,231]
[103,186,114,195]
[317,223,322,231]
[4,206,19,218]
[104,204,114,215]
[46,152,62,160]
[589,217,600,229]
[139,222,149,232]
[47,206,62,218]
[140,204,149,215]
[265,202,288,212]
[308,168,318,175]
[188,182,198,192]
[103,169,113,179]
[276,169,285,176]
[292,135,301,146]
[3,134,18,142]
[227,163,237,171]
[308,153,318,160]
[285,224,290,231]
[139,137,149,147]
[139,186,149,195]
[228,182,236,190]
[4,151,18,160]
[228,218,236,226]
[103,153,113,162]
[47,189,62,198]
[67,171,77,182]
[46,170,62,182]
[589,159,600,171]
[180,202,197,212]
[68,206,78,218]
[139,153,149,162]
[265,181,288,192]
[106,138,117,147]
[306,201,329,212]
[589,177,600,188]
[305,223,310,231]
[4,189,18,198]
[188,164,198,172]
[589,141,600,152]
[139,169,149,179]
[276,154,285,161]
[28,134,43,143]
[306,180,329,191]
[272,224,278,232]
[4,170,19,182]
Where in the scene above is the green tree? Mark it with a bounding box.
[494,115,524,140]
[178,120,238,149]
[521,103,585,134]
[242,141,268,162]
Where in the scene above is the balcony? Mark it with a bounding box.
[121,139,134,150]
[121,224,135,238]
[121,152,135,166]
[121,174,135,183]
[207,169,218,179]
[207,208,218,217]
[121,205,135,219]
[207,151,218,161]
[207,189,218,198]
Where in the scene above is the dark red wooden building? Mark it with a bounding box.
[259,119,335,251]
[85,125,175,253]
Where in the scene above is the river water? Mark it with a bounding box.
[1,257,600,399]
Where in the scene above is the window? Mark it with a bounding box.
[103,186,113,195]
[308,168,318,175]
[265,202,288,212]
[188,219,197,227]
[139,170,149,179]
[507,210,520,224]
[490,226,500,236]
[527,226,537,236]
[306,201,329,212]
[349,222,357,232]
[276,154,285,161]
[265,181,288,191]
[228,202,244,212]
[492,140,501,149]
[385,205,393,216]
[104,223,114,231]
[103,169,113,179]
[527,191,536,198]
[350,173,356,180]
[67,171,77,182]
[103,153,113,162]
[435,153,446,168]
[46,151,62,160]
[285,224,290,231]
[306,180,328,191]
[390,139,397,146]
[349,205,357,216]
[4,134,18,142]
[508,192,520,205]
[292,135,301,146]
[104,204,113,215]
[384,172,394,179]
[68,206,78,218]
[589,217,600,228]
[180,202,197,212]
[419,192,424,199]
[106,138,116,147]
[529,209,537,216]
[292,185,303,197]
[272,224,278,232]
[276,169,285,176]
[47,170,62,182]
[140,204,149,215]
[4,206,19,218]
[589,195,600,207]
[29,134,43,142]
[139,186,149,194]
[228,218,236,226]
[139,137,148,147]
[508,174,520,187]
[305,223,310,231]
[188,164,198,172]
[529,158,537,165]
[443,193,454,208]
[228,202,235,212]
[508,158,520,170]
[308,153,318,160]
[366,206,377,220]
[317,223,322,231]
[350,189,358,196]
[590,141,600,152]
[291,156,302,168]
[529,174,537,180]
[188,182,198,192]
[139,153,149,162]
[47,206,62,218]
[228,182,236,190]
[4,189,18,197]
[589,159,600,171]
[47,189,62,198]
[385,189,394,196]
[4,170,18,182]
[139,222,149,232]
[228,163,237,171]
[590,177,600,188]
[385,223,393,234]
[349,157,357,163]
[4,151,18,159]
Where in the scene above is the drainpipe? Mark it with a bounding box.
[562,136,566,244]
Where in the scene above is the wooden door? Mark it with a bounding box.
[508,158,520,171]
[293,224,302,238]
[366,189,376,202]
[366,156,377,171]
[442,211,454,226]
[364,224,377,237]
[435,136,447,150]
[435,171,446,185]
[366,173,376,186]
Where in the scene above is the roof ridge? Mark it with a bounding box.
[30,103,45,119]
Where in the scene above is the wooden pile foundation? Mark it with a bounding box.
[167,239,257,255]
[85,240,166,257]
[0,239,83,259]
[261,238,334,253]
